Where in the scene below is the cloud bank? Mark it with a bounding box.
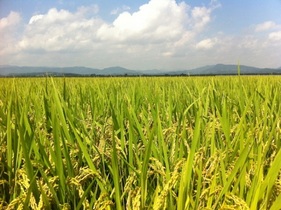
[0,0,280,69]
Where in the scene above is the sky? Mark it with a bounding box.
[0,0,281,70]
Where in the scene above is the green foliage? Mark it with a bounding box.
[0,76,281,209]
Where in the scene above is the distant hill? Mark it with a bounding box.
[0,65,141,76]
[192,64,260,75]
[169,64,281,75]
[99,66,142,75]
[1,64,281,77]
[0,66,100,76]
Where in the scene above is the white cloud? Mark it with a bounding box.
[19,7,103,52]
[29,8,75,25]
[253,21,281,47]
[269,31,281,41]
[255,21,277,32]
[191,7,211,30]
[196,38,217,49]
[0,11,22,56]
[29,14,44,24]
[97,0,190,43]
[0,11,21,30]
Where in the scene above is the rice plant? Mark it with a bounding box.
[0,76,280,209]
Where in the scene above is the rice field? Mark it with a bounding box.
[0,76,281,209]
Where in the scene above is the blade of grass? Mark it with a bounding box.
[177,109,201,210]
[110,129,122,210]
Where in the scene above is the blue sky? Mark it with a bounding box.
[1,0,281,70]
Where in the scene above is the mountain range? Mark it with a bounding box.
[1,64,281,77]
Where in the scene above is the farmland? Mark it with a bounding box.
[0,76,281,209]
